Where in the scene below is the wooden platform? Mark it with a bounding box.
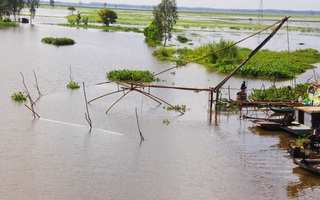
[228,100,302,107]
[281,124,313,137]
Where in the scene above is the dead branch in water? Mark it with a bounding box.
[20,72,40,119]
[83,82,92,130]
[33,70,42,104]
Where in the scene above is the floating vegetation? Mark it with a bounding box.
[67,81,80,89]
[11,91,28,102]
[162,119,170,125]
[177,35,189,43]
[165,104,187,112]
[155,39,320,79]
[106,69,158,82]
[41,37,75,46]
[248,83,308,101]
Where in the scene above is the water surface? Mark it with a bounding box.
[1,12,320,199]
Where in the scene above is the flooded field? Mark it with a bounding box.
[1,9,320,199]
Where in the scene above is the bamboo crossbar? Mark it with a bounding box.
[131,83,214,92]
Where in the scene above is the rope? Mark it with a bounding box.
[152,18,287,79]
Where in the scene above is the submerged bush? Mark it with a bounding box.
[106,69,157,82]
[11,91,28,102]
[41,37,75,46]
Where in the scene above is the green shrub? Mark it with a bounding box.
[11,91,28,102]
[3,17,12,22]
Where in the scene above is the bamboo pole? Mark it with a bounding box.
[134,89,184,115]
[106,90,132,114]
[214,16,290,93]
[133,88,162,105]
[135,107,144,141]
[88,89,126,104]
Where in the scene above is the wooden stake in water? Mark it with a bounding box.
[83,82,92,130]
[135,107,144,141]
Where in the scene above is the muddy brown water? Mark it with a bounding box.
[1,13,320,199]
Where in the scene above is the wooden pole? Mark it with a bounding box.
[106,90,131,114]
[88,89,125,104]
[209,89,213,122]
[133,89,162,105]
[135,107,144,141]
[135,89,184,115]
[213,16,290,93]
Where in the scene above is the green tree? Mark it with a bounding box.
[152,0,178,46]
[98,8,117,27]
[0,0,10,20]
[76,12,81,25]
[50,0,54,7]
[144,18,163,46]
[26,0,39,24]
[9,0,22,21]
[68,6,75,15]
[82,16,89,25]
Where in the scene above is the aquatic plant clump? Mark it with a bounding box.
[41,37,75,46]
[177,35,189,43]
[106,69,157,82]
[248,83,308,101]
[67,81,80,89]
[11,91,28,102]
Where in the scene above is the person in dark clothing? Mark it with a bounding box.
[241,81,247,91]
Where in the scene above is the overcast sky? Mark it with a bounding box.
[65,0,320,11]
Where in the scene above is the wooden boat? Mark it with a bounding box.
[293,158,320,174]
[254,120,282,131]
[244,115,295,131]
[270,106,294,114]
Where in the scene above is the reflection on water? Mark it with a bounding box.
[287,167,320,198]
[1,12,320,199]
